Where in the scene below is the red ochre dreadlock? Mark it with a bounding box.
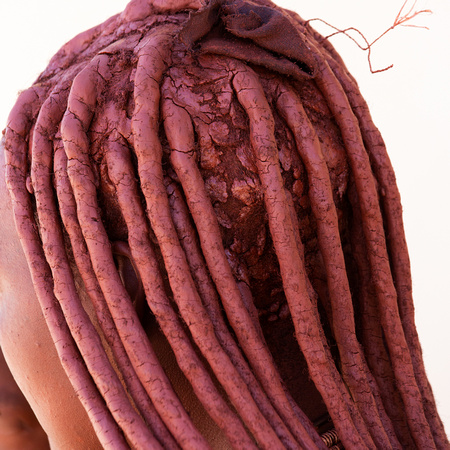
[4,0,448,448]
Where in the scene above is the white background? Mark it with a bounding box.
[0,0,448,435]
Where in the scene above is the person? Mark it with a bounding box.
[0,0,448,448]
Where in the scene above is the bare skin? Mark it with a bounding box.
[0,347,49,450]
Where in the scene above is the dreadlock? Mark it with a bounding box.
[4,0,448,448]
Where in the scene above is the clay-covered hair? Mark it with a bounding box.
[4,0,448,448]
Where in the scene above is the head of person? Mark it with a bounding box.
[0,0,447,448]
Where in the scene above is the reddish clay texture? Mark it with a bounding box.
[1,0,448,449]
